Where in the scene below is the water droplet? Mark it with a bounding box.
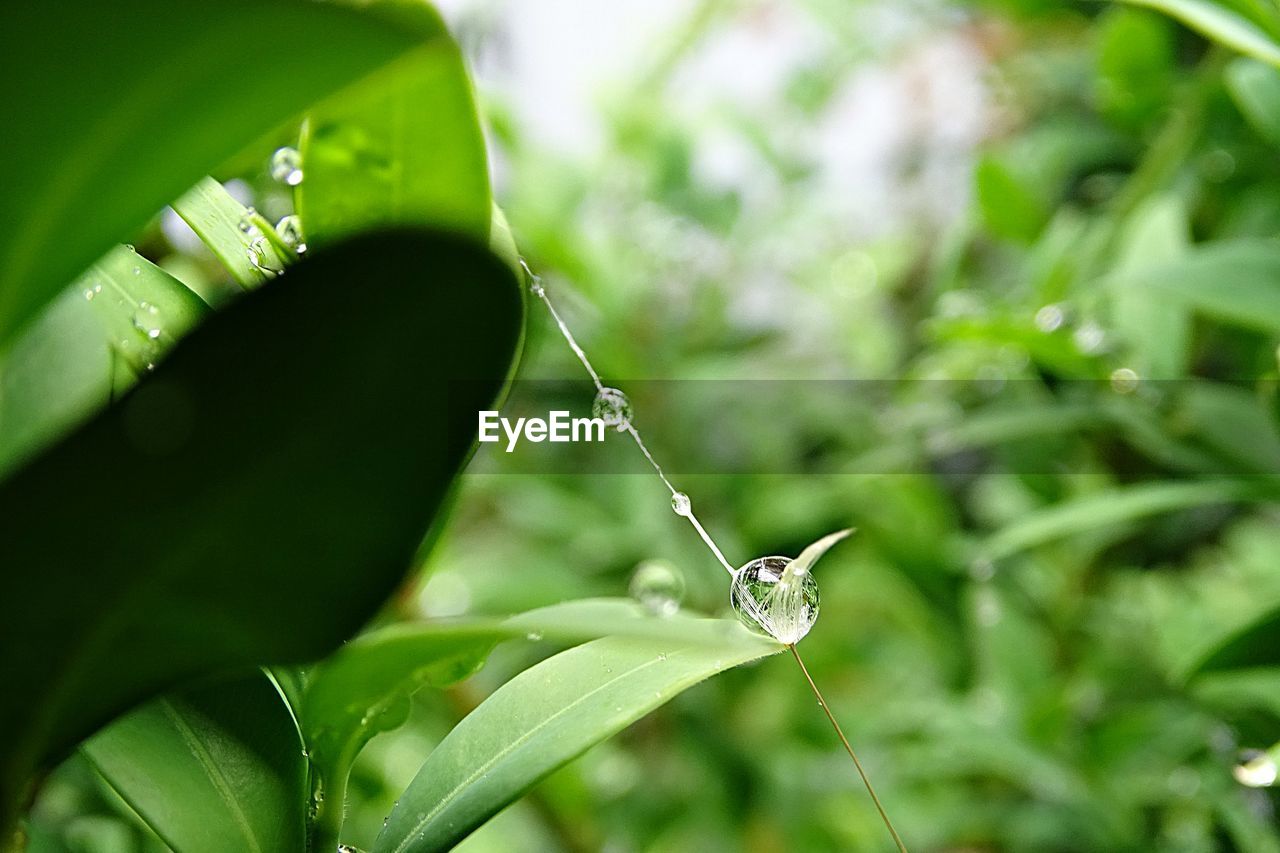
[592,387,632,431]
[1234,750,1278,787]
[629,560,685,617]
[94,284,102,294]
[132,304,163,341]
[731,555,820,644]
[132,266,141,276]
[83,289,95,301]
[525,631,543,642]
[1034,304,1065,333]
[671,491,691,517]
[238,208,259,236]
[1073,321,1106,354]
[275,215,306,254]
[247,236,284,276]
[1110,367,1139,394]
[519,258,545,296]
[270,146,304,186]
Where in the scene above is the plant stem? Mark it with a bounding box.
[787,644,908,853]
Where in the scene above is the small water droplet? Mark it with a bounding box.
[1073,321,1106,354]
[671,491,691,517]
[525,631,543,642]
[238,208,259,236]
[271,146,304,186]
[629,560,685,617]
[1234,750,1278,787]
[83,289,95,301]
[132,266,141,276]
[1110,367,1139,394]
[1034,303,1065,333]
[592,387,632,431]
[132,304,163,341]
[731,555,819,644]
[275,214,306,253]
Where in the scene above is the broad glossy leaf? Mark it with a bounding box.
[1121,0,1280,66]
[83,674,306,853]
[171,178,285,290]
[0,229,521,834]
[296,34,490,247]
[374,629,780,853]
[980,480,1268,560]
[0,0,447,346]
[301,600,755,787]
[1120,240,1280,333]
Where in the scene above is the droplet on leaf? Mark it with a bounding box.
[629,560,685,617]
[592,387,632,431]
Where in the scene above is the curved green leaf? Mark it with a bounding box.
[0,0,447,346]
[83,674,306,853]
[0,247,209,480]
[0,229,521,834]
[1120,0,1280,67]
[296,31,490,247]
[1187,605,1280,677]
[980,480,1269,561]
[373,628,780,853]
[1119,240,1280,333]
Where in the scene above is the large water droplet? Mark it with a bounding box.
[1234,749,1278,787]
[731,556,820,644]
[275,215,307,254]
[629,560,685,617]
[1110,367,1139,394]
[270,146,304,186]
[247,236,284,276]
[592,387,632,431]
[671,491,691,517]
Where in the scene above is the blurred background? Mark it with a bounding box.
[34,0,1280,849]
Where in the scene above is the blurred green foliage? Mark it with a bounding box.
[20,0,1280,850]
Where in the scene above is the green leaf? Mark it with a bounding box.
[980,480,1269,560]
[1226,57,1280,143]
[171,178,286,291]
[373,629,780,853]
[83,674,307,853]
[0,248,209,481]
[1187,604,1280,675]
[0,0,448,347]
[296,37,490,247]
[79,247,212,380]
[301,600,758,787]
[0,229,521,835]
[1117,239,1280,333]
[975,155,1049,243]
[0,291,111,480]
[1109,195,1191,378]
[1119,0,1280,67]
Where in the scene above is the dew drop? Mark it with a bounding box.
[629,560,685,617]
[132,303,163,341]
[238,208,259,236]
[132,266,141,276]
[275,214,306,254]
[1034,303,1065,333]
[270,146,304,186]
[730,555,819,644]
[525,631,543,642]
[1073,321,1106,354]
[247,236,284,276]
[1234,750,1278,787]
[1109,367,1139,394]
[592,387,632,431]
[83,289,95,301]
[671,491,691,517]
